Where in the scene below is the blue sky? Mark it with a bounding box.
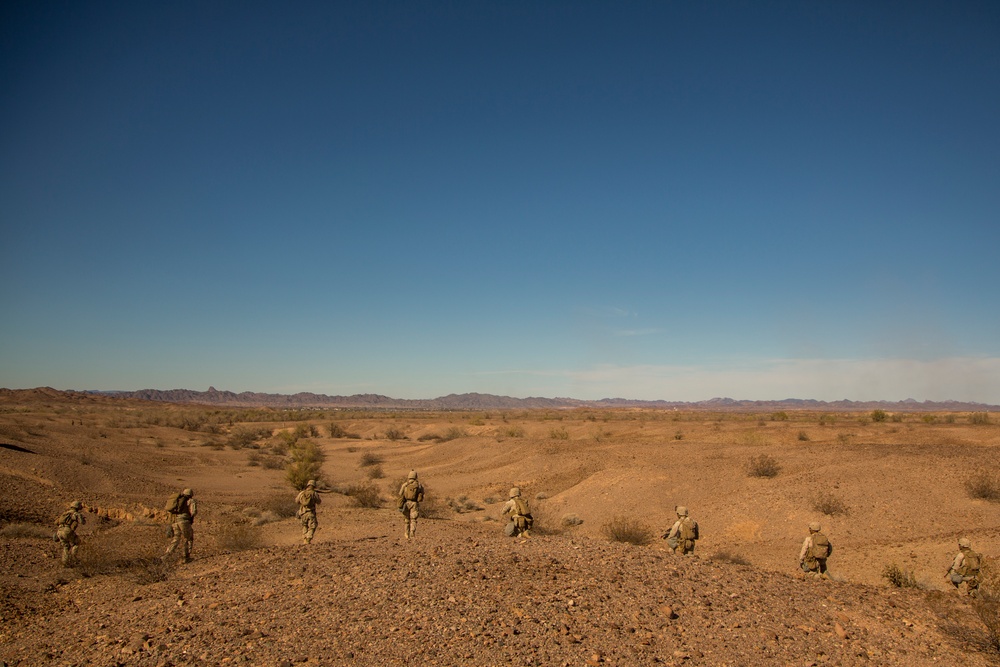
[2,1,998,402]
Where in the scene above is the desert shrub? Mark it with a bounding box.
[601,515,654,546]
[836,433,852,445]
[77,525,169,583]
[447,495,483,513]
[871,409,888,423]
[922,414,937,424]
[359,451,383,467]
[944,414,956,424]
[261,455,284,470]
[974,591,1000,651]
[328,423,349,438]
[384,427,406,441]
[345,482,383,508]
[549,428,570,440]
[261,495,298,519]
[966,471,1000,502]
[674,431,683,440]
[710,551,751,566]
[797,430,810,441]
[216,524,264,552]
[561,514,584,527]
[285,440,326,490]
[418,433,442,442]
[441,427,467,441]
[890,413,904,422]
[227,426,270,450]
[771,411,789,421]
[366,464,385,479]
[0,522,51,539]
[971,412,993,425]
[246,451,261,466]
[812,492,849,516]
[746,454,781,478]
[882,563,920,589]
[500,426,525,438]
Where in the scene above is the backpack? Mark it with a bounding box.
[513,497,530,516]
[810,533,831,559]
[960,551,981,576]
[402,481,421,502]
[165,493,183,514]
[56,510,76,527]
[679,517,698,541]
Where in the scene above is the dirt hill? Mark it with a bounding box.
[1,390,999,665]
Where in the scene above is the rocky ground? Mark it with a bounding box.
[2,390,1000,665]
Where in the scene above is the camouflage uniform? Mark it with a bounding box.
[164,488,197,563]
[501,487,532,538]
[946,538,981,596]
[55,500,86,567]
[398,470,424,539]
[296,480,321,544]
[664,506,698,555]
[799,522,832,578]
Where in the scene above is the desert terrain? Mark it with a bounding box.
[2,387,999,666]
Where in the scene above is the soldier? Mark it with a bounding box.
[295,480,321,544]
[163,488,197,563]
[500,487,533,538]
[946,537,981,596]
[663,506,699,555]
[799,522,832,578]
[55,500,86,567]
[397,470,424,539]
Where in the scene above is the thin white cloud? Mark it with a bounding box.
[473,357,1000,403]
[613,328,662,337]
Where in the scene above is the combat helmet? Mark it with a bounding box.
[306,480,316,487]
[70,500,82,510]
[809,522,822,532]
[959,537,972,549]
[182,488,193,497]
[408,470,418,480]
[509,487,521,498]
[676,506,689,517]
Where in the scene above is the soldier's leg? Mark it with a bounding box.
[164,523,182,560]
[408,505,418,538]
[181,523,194,562]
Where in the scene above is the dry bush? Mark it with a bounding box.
[966,471,1000,502]
[974,592,1000,651]
[0,522,52,539]
[561,513,584,528]
[261,495,298,519]
[601,515,654,546]
[710,551,751,566]
[970,412,993,425]
[447,495,483,513]
[499,426,525,438]
[797,430,810,441]
[549,427,570,440]
[329,422,363,438]
[215,524,263,552]
[366,463,386,479]
[812,491,849,516]
[417,433,442,442]
[882,563,921,588]
[384,427,406,441]
[359,451,384,467]
[346,482,383,508]
[77,524,170,584]
[440,427,467,442]
[746,454,781,478]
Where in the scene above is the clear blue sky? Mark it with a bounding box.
[2,1,998,402]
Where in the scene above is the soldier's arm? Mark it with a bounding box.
[798,537,811,562]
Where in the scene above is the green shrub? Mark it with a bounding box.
[871,409,888,423]
[746,454,781,478]
[601,515,654,546]
[328,423,349,438]
[771,411,789,421]
[285,440,326,490]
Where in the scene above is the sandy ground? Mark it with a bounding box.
[2,389,999,665]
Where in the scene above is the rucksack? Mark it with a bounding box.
[679,517,698,541]
[165,493,183,514]
[402,481,421,501]
[960,551,982,576]
[514,497,530,516]
[810,533,832,559]
[56,510,75,527]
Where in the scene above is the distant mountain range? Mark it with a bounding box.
[75,387,999,411]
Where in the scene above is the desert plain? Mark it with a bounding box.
[2,387,1000,666]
